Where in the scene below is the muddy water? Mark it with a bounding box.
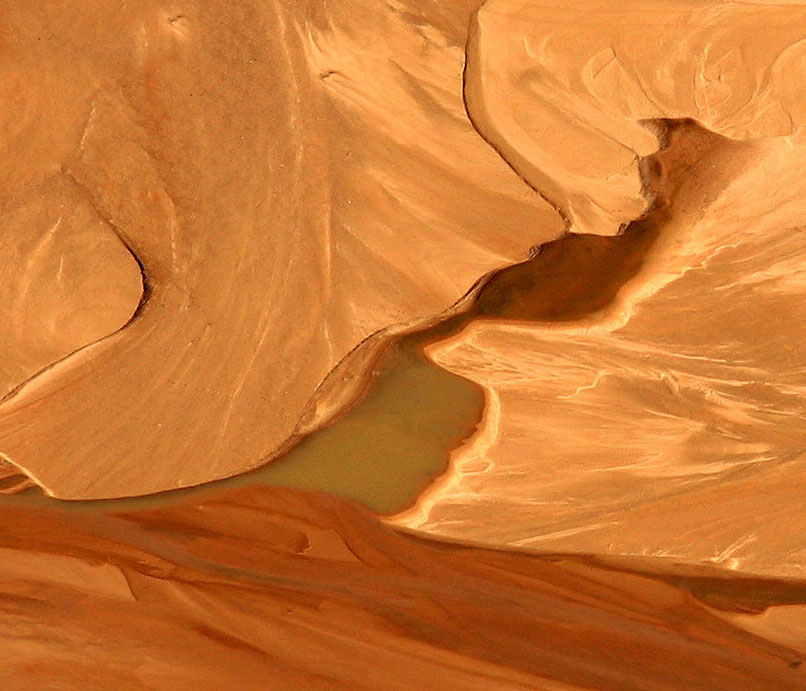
[220,333,485,513]
[0,331,483,514]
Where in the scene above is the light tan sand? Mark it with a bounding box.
[0,0,560,498]
[392,0,806,580]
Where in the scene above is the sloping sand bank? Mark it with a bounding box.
[0,486,804,690]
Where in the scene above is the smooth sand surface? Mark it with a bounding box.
[0,0,560,498]
[0,486,804,689]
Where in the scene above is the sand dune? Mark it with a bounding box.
[0,486,804,689]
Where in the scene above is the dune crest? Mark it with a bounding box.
[0,486,804,689]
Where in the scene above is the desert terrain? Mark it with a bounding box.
[0,0,804,688]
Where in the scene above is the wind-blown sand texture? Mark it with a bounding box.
[0,487,805,689]
[0,0,560,498]
[392,0,806,582]
[1,0,805,688]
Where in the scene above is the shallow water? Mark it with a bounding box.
[1,331,483,514]
[226,333,484,514]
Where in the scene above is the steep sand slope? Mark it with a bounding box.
[0,0,560,498]
[0,486,804,690]
[393,0,806,578]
